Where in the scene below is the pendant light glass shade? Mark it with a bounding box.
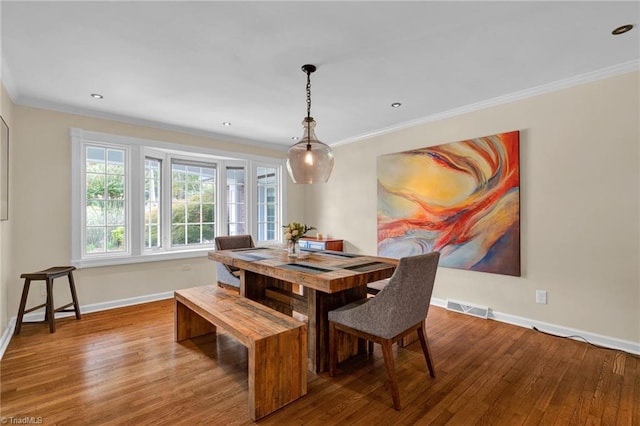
[286,64,334,184]
[287,117,334,184]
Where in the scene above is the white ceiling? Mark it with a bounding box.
[1,1,638,151]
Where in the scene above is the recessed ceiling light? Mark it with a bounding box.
[391,102,402,108]
[222,122,231,126]
[291,136,299,141]
[612,24,633,35]
[90,93,103,99]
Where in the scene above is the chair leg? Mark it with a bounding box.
[14,279,31,335]
[67,271,82,320]
[417,323,435,378]
[329,321,338,377]
[367,340,374,354]
[380,339,401,410]
[46,278,55,333]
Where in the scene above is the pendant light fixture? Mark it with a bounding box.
[286,64,334,184]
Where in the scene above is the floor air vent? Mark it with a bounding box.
[446,299,489,319]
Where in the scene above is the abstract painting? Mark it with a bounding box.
[377,131,520,276]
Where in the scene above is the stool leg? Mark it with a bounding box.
[46,278,55,333]
[14,279,32,335]
[68,271,82,320]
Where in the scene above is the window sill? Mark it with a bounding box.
[71,248,213,269]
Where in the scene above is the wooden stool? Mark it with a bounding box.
[15,266,82,334]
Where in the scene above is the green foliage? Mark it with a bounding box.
[109,227,125,250]
[171,202,214,245]
[86,175,124,201]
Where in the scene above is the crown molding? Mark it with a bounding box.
[14,96,289,153]
[332,60,640,147]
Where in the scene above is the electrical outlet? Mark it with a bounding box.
[536,290,547,304]
[181,264,191,272]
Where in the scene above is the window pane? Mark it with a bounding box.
[171,161,216,247]
[107,149,125,174]
[202,203,214,222]
[86,201,105,226]
[256,166,278,242]
[86,147,105,173]
[187,224,201,244]
[202,224,215,242]
[226,166,246,236]
[107,226,126,252]
[85,146,126,254]
[86,174,106,200]
[229,223,246,235]
[144,158,161,249]
[107,176,125,200]
[172,224,186,245]
[187,204,201,223]
[86,227,105,253]
[106,200,125,225]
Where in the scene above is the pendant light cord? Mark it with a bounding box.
[306,69,312,147]
[306,68,312,120]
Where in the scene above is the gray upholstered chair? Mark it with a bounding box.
[328,252,440,410]
[214,235,255,290]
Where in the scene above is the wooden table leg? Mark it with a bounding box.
[241,271,294,315]
[306,285,367,373]
[241,269,368,374]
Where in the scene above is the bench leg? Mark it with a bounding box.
[248,326,307,421]
[174,299,217,341]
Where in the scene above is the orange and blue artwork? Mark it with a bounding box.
[377,131,520,276]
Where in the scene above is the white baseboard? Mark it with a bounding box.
[0,317,16,360]
[20,291,174,322]
[431,297,640,355]
[2,294,637,359]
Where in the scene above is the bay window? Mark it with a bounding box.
[71,129,285,267]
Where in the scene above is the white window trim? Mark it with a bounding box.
[71,128,286,268]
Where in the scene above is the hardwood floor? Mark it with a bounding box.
[1,297,638,425]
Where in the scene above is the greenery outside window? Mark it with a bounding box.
[85,146,127,255]
[171,161,216,246]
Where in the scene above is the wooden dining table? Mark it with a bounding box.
[208,247,398,373]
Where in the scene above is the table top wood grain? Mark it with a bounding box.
[208,247,398,293]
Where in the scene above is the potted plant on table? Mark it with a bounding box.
[283,222,315,258]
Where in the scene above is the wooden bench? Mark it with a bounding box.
[174,285,307,421]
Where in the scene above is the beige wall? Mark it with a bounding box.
[306,72,640,344]
[1,84,15,332]
[4,106,304,322]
